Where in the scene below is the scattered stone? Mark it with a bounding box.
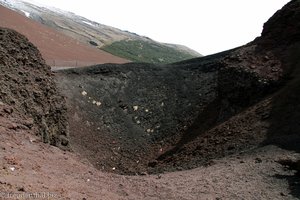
[176,166,184,171]
[255,158,262,163]
[17,186,25,192]
[227,145,235,150]
[23,119,34,129]
[4,156,18,165]
[280,192,286,196]
[140,172,148,176]
[133,106,138,111]
[148,160,158,167]
[9,167,15,172]
[81,91,87,96]
[89,41,98,46]
[4,108,13,114]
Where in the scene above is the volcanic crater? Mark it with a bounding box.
[55,0,300,175]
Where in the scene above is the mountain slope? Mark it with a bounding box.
[0,5,128,66]
[0,0,201,64]
[102,39,198,64]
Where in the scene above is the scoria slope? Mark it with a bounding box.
[0,27,69,148]
[55,0,300,176]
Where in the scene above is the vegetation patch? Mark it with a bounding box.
[102,39,197,64]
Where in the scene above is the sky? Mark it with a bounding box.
[23,0,290,56]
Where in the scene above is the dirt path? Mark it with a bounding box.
[51,66,79,71]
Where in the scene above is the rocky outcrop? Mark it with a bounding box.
[256,0,300,50]
[0,28,69,149]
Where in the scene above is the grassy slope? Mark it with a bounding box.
[102,40,198,64]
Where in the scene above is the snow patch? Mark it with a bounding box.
[82,21,96,27]
[21,10,30,17]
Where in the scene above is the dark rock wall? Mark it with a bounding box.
[257,0,300,49]
[0,28,69,149]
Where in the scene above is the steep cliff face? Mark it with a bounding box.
[0,28,69,149]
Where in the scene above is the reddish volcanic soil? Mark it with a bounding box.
[1,120,299,200]
[0,5,129,66]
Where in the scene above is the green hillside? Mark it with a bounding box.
[102,40,198,64]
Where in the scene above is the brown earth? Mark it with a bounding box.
[0,5,129,67]
[1,1,300,200]
[0,120,299,199]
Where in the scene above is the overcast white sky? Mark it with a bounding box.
[23,0,290,55]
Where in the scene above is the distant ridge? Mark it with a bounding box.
[0,5,129,66]
[0,0,202,64]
